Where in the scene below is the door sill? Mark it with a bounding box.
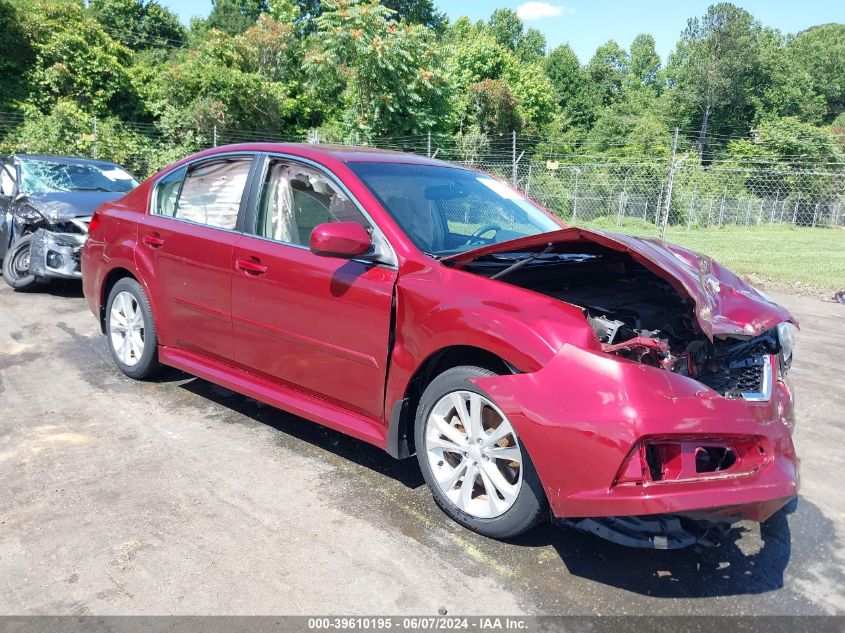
[159,346,387,449]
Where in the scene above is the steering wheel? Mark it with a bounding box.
[465,223,502,245]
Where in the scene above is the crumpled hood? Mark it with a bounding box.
[443,227,795,339]
[23,191,125,223]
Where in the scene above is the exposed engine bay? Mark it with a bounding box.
[465,244,781,399]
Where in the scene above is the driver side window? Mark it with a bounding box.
[255,160,370,246]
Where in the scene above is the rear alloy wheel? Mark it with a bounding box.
[106,278,160,379]
[2,234,39,290]
[415,366,547,539]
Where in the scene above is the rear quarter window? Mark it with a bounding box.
[152,166,186,217]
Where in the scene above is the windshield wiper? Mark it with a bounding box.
[489,244,554,281]
[73,187,114,192]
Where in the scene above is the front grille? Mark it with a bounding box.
[697,355,769,399]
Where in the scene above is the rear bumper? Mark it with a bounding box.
[472,344,798,524]
[28,228,85,279]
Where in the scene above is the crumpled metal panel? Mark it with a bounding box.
[28,228,86,279]
[442,227,796,340]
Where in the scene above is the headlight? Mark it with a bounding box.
[777,322,798,370]
[15,204,46,223]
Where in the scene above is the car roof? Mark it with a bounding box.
[202,143,465,168]
[11,153,129,169]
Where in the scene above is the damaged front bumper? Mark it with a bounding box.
[28,227,87,279]
[472,343,799,548]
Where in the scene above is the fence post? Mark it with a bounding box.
[571,167,580,225]
[617,174,628,225]
[659,128,679,240]
[427,130,432,158]
[512,130,517,186]
[792,201,799,225]
[745,199,751,227]
[92,116,98,159]
[525,163,532,197]
[718,189,726,227]
[812,202,819,228]
[687,186,697,230]
[213,125,218,147]
[655,183,664,225]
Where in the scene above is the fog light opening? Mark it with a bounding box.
[46,250,63,269]
[694,446,736,473]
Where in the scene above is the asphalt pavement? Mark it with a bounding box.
[0,281,843,615]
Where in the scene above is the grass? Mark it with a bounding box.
[580,217,845,295]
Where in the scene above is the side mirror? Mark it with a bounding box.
[310,222,372,259]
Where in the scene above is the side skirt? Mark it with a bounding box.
[159,346,388,449]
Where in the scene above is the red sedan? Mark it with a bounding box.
[82,144,799,548]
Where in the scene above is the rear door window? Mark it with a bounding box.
[153,157,252,231]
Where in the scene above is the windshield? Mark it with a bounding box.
[18,158,137,195]
[347,162,561,256]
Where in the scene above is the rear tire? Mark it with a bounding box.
[3,235,39,290]
[105,277,160,379]
[415,365,548,539]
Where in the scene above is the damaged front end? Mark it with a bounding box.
[28,216,91,279]
[448,228,799,549]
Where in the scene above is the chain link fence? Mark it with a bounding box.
[2,113,844,234]
[462,159,845,232]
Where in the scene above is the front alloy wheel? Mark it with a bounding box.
[425,390,523,518]
[415,365,547,539]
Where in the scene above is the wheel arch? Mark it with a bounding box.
[98,267,141,333]
[385,345,514,459]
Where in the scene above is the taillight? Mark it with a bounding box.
[88,211,101,235]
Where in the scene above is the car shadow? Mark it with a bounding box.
[508,499,811,599]
[175,375,426,489]
[157,373,832,601]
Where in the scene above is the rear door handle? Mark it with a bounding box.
[236,258,268,275]
[142,233,165,248]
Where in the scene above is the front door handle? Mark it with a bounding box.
[142,233,165,248]
[236,258,268,275]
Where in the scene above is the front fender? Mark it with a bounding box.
[383,264,598,429]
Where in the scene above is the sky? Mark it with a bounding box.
[160,1,844,63]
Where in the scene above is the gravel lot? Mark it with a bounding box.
[1,281,843,615]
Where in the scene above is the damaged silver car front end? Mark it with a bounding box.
[27,216,91,279]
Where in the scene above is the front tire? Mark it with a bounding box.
[3,234,39,290]
[415,365,548,539]
[106,277,160,379]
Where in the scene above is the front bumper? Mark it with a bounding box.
[28,228,86,279]
[472,344,798,526]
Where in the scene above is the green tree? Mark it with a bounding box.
[208,0,268,35]
[464,79,521,136]
[667,3,765,157]
[89,0,186,50]
[586,40,629,109]
[305,0,451,139]
[786,24,845,123]
[15,0,139,117]
[517,28,546,63]
[627,34,660,92]
[0,0,35,112]
[382,0,447,30]
[488,7,522,51]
